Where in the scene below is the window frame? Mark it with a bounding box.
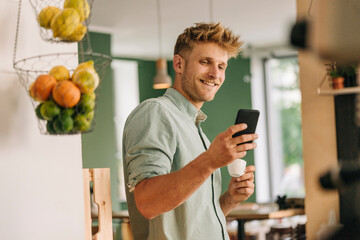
[249,47,302,202]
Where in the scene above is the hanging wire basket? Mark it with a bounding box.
[29,0,94,43]
[13,0,112,135]
[14,52,112,135]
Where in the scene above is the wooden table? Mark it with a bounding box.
[110,207,305,240]
[92,210,130,222]
[111,210,130,222]
[92,210,133,240]
[227,205,305,240]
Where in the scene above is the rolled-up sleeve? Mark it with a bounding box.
[123,101,177,192]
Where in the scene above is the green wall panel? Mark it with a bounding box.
[137,60,167,102]
[80,32,120,211]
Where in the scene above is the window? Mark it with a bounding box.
[251,50,304,202]
[112,59,139,203]
[264,56,304,199]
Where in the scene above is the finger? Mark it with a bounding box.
[226,124,248,138]
[234,172,254,182]
[245,165,256,173]
[234,142,257,152]
[232,133,258,146]
[236,187,254,195]
[234,151,247,160]
[232,180,254,189]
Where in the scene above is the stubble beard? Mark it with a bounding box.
[182,71,207,104]
[181,71,217,104]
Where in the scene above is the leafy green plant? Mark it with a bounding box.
[328,61,343,78]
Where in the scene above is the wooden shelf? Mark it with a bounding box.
[317,73,360,96]
[317,86,360,96]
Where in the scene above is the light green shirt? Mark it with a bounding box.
[123,88,229,240]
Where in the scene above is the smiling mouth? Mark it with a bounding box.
[200,80,217,87]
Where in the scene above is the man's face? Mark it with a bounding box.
[176,42,228,109]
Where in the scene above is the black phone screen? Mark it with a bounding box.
[233,109,260,140]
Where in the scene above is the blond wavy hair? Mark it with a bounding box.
[174,22,243,59]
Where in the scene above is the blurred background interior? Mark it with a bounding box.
[2,0,360,239]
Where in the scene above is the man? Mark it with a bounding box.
[123,22,258,240]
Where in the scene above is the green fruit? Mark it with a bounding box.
[40,100,60,120]
[35,103,45,120]
[46,120,56,134]
[53,118,64,134]
[53,114,74,133]
[74,114,91,132]
[61,108,75,117]
[85,110,94,121]
[88,92,96,100]
[77,93,95,113]
[60,114,74,132]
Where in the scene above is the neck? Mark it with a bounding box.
[172,86,203,110]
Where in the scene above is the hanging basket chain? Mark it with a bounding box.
[209,0,214,23]
[13,0,23,67]
[156,0,162,58]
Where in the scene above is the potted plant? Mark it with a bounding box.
[327,61,345,89]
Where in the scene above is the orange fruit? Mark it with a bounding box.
[52,80,81,108]
[29,74,57,102]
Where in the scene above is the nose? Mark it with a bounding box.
[208,64,220,80]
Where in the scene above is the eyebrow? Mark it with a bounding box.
[201,57,228,66]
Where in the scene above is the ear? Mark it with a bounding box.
[173,54,184,74]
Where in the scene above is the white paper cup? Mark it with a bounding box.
[227,159,247,177]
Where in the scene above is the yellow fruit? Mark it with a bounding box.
[64,23,87,41]
[74,60,95,73]
[71,60,94,79]
[37,6,61,29]
[64,0,90,22]
[49,65,70,81]
[72,68,99,94]
[50,8,80,39]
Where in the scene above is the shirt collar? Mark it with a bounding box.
[164,88,207,125]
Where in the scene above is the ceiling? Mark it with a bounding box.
[89,0,297,60]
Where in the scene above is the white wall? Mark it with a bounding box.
[0,0,84,239]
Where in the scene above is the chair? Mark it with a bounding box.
[295,223,306,240]
[83,168,113,240]
[266,226,294,240]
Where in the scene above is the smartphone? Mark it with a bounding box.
[233,109,260,143]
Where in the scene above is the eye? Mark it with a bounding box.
[218,65,226,70]
[200,60,209,64]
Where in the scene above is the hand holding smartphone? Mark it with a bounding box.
[228,109,259,176]
[233,109,260,144]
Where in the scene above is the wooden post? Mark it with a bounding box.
[83,168,113,240]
